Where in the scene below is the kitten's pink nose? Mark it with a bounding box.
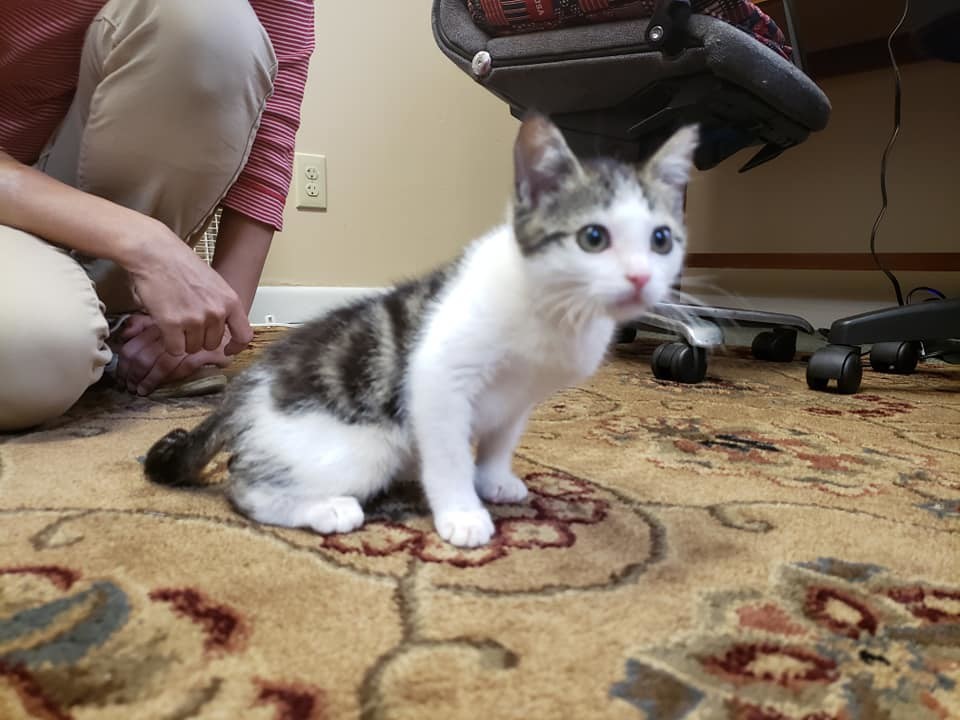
[627,274,650,291]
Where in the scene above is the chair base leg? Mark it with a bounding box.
[828,298,960,346]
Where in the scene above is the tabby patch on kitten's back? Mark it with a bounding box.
[145,115,697,548]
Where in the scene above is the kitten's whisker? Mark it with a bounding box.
[568,308,581,331]
[657,303,700,331]
[677,271,720,285]
[674,280,746,305]
[664,289,709,308]
[542,296,579,329]
[535,283,599,331]
[574,299,596,332]
[668,288,750,313]
[664,287,760,333]
[647,294,737,346]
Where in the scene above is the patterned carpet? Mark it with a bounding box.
[2,328,959,719]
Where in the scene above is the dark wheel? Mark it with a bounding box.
[805,369,829,391]
[751,328,798,363]
[806,344,863,394]
[671,344,708,383]
[835,352,863,394]
[652,342,707,383]
[651,342,676,380]
[869,341,920,374]
[616,326,638,345]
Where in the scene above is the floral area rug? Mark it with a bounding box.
[1,328,959,719]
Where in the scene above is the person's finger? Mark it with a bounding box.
[163,355,208,387]
[224,304,253,355]
[125,333,165,387]
[116,325,162,385]
[173,349,230,382]
[202,315,225,352]
[137,353,188,396]
[183,318,205,355]
[141,347,232,395]
[156,319,187,357]
[119,313,154,341]
[127,337,168,389]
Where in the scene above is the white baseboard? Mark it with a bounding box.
[248,286,381,325]
[248,285,897,334]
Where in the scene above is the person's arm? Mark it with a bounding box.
[0,151,252,356]
[115,209,273,395]
[211,208,274,314]
[219,0,314,232]
[0,150,153,267]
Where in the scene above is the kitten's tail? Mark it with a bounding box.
[144,393,239,487]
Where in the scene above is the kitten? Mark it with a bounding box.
[145,115,697,548]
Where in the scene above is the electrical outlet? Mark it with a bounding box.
[294,153,326,210]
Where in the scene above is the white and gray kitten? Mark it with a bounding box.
[145,115,697,548]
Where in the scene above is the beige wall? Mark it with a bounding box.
[684,60,960,321]
[261,1,518,287]
[265,7,960,319]
[687,60,960,256]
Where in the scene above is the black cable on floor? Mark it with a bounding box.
[906,286,947,303]
[870,0,911,306]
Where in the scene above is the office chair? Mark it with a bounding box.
[432,0,832,383]
[805,0,960,394]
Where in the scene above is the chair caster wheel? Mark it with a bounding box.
[806,344,863,394]
[752,328,797,362]
[869,341,920,374]
[616,326,637,344]
[652,342,708,384]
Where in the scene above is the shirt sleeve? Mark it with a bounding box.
[221,0,315,231]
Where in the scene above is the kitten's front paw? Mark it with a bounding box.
[476,470,528,504]
[304,497,365,534]
[435,508,495,547]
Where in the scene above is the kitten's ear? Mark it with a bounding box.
[514,114,583,209]
[642,125,699,216]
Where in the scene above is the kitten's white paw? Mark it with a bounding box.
[303,496,365,534]
[476,470,528,504]
[435,508,495,547]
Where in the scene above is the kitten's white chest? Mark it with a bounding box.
[420,225,616,438]
[473,314,614,434]
[550,315,617,378]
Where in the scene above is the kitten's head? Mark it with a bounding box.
[512,114,697,323]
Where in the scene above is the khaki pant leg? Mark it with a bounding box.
[0,227,112,432]
[37,0,277,313]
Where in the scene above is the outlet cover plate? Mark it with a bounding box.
[294,153,326,210]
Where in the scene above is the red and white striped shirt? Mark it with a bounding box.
[0,0,315,231]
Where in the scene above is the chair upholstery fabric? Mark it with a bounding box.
[465,0,792,61]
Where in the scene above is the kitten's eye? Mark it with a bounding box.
[576,224,611,253]
[651,226,673,254]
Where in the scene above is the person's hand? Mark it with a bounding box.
[0,157,251,359]
[125,218,253,357]
[115,314,239,396]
